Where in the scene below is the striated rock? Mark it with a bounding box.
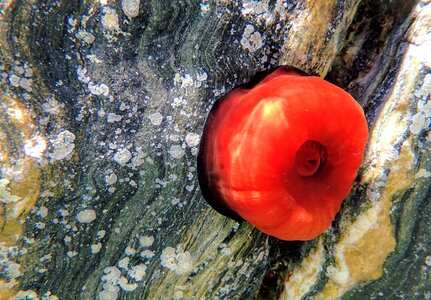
[0,0,429,299]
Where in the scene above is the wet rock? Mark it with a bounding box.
[0,0,429,299]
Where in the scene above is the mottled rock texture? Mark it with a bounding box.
[0,0,429,299]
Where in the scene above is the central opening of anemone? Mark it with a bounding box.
[295,140,327,177]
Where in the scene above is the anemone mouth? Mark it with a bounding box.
[294,140,327,177]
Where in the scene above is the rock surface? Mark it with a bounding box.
[0,0,429,299]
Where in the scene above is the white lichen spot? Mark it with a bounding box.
[118,257,130,270]
[171,97,187,108]
[140,250,155,259]
[119,103,128,111]
[131,149,146,167]
[241,0,288,24]
[105,173,118,185]
[113,148,132,166]
[97,230,106,239]
[241,24,263,52]
[118,276,138,291]
[13,65,24,75]
[6,106,24,124]
[127,264,146,281]
[19,78,33,92]
[129,180,137,187]
[76,66,91,83]
[418,100,431,118]
[36,206,49,218]
[99,266,121,299]
[200,2,210,14]
[107,112,123,123]
[0,179,22,204]
[148,112,163,126]
[48,130,76,161]
[88,82,110,96]
[24,65,33,78]
[67,251,78,258]
[0,242,23,290]
[181,74,193,87]
[124,246,136,256]
[242,0,269,16]
[91,243,102,254]
[173,74,194,88]
[122,0,140,18]
[98,289,118,300]
[139,236,154,247]
[42,98,64,115]
[103,266,121,281]
[415,74,431,100]
[170,134,180,142]
[168,145,185,159]
[6,262,21,279]
[76,209,97,223]
[76,30,96,44]
[3,158,30,182]
[185,132,200,147]
[67,16,77,27]
[86,54,103,64]
[410,75,431,134]
[8,74,20,87]
[196,72,208,82]
[409,112,430,134]
[101,7,120,31]
[35,222,46,229]
[160,247,178,270]
[24,135,47,159]
[160,245,193,275]
[39,254,52,263]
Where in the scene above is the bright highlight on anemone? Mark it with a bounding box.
[197,67,368,241]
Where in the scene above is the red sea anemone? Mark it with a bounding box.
[197,67,368,241]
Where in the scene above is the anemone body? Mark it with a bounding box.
[198,68,368,241]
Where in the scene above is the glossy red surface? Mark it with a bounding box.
[198,68,368,240]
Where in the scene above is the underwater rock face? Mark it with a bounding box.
[0,0,429,300]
